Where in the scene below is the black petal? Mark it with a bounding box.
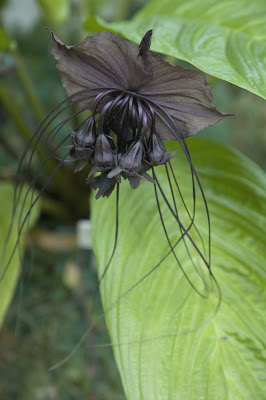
[138,38,233,138]
[49,29,152,105]
[139,30,153,59]
[91,173,116,199]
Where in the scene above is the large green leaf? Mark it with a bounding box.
[91,139,266,399]
[85,0,266,99]
[0,183,40,327]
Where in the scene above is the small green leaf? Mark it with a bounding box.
[85,0,266,99]
[91,139,266,399]
[0,182,40,327]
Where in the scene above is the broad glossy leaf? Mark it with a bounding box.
[91,139,266,399]
[0,183,40,327]
[86,0,266,99]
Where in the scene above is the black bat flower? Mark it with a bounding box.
[49,29,232,198]
[4,30,229,341]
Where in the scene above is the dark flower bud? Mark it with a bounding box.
[93,133,115,172]
[70,117,95,161]
[108,141,144,179]
[86,133,116,182]
[108,141,154,189]
[76,118,95,147]
[146,134,177,166]
[120,141,144,173]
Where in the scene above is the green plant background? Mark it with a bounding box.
[0,0,265,399]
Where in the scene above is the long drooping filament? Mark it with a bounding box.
[1,86,221,370]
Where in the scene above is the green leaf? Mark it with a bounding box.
[85,0,266,99]
[0,182,40,327]
[91,139,266,399]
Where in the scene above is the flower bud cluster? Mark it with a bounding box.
[69,100,176,198]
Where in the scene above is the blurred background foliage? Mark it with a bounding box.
[0,0,265,399]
